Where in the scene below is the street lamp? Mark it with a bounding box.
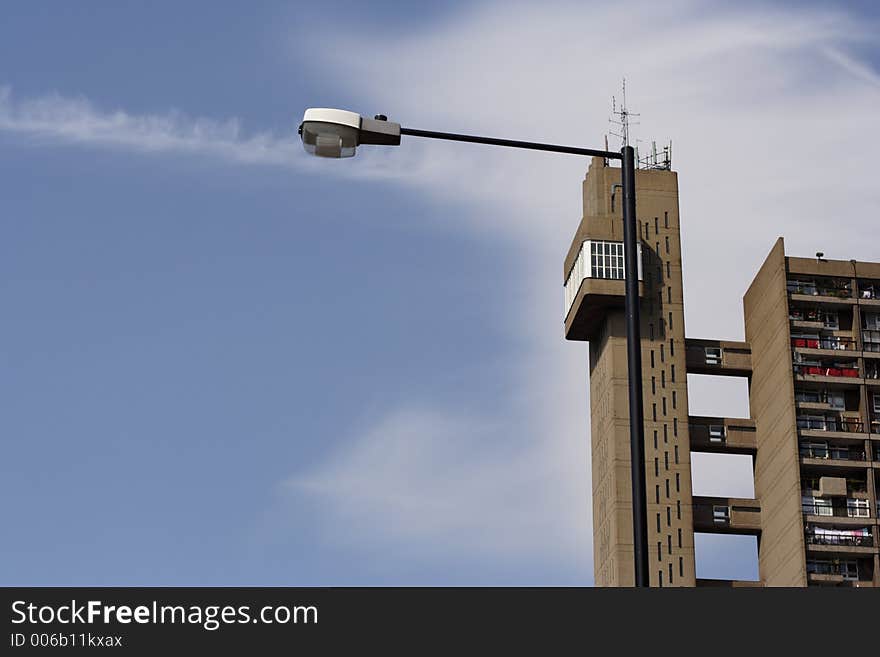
[299,107,650,587]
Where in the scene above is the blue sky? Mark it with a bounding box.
[1,1,879,585]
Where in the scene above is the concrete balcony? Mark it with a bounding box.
[563,239,644,342]
[692,496,761,535]
[685,338,752,377]
[689,416,757,455]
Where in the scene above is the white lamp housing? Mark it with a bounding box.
[299,108,401,158]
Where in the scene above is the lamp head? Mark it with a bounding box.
[299,108,401,158]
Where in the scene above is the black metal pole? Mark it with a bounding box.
[400,127,618,160]
[621,145,649,587]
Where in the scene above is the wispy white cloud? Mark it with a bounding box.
[0,85,306,167]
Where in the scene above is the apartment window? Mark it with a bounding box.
[669,339,674,356]
[841,561,859,581]
[658,571,663,587]
[654,217,659,234]
[666,507,671,526]
[664,211,669,228]
[661,371,665,388]
[662,398,667,416]
[705,347,722,365]
[654,458,659,477]
[655,485,660,504]
[668,310,673,329]
[672,391,677,410]
[670,364,675,382]
[676,499,681,519]
[668,563,673,583]
[665,235,670,254]
[677,528,682,548]
[667,286,672,303]
[709,425,725,443]
[873,393,880,414]
[674,445,679,464]
[590,240,625,280]
[863,312,880,330]
[673,418,678,436]
[650,350,655,367]
[656,513,661,533]
[666,262,671,279]
[651,376,656,395]
[664,451,669,470]
[660,344,665,362]
[803,496,833,517]
[652,403,657,422]
[653,430,658,449]
[848,499,870,518]
[663,424,668,443]
[658,542,662,562]
[679,557,684,578]
[713,506,730,524]
[675,474,680,494]
[665,479,670,498]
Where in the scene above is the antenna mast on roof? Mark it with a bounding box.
[608,78,639,149]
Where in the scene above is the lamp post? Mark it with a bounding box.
[299,108,650,587]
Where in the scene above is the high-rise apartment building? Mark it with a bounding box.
[565,156,880,587]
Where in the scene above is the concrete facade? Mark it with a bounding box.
[566,158,880,587]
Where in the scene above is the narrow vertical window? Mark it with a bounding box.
[658,542,662,562]
[653,430,658,449]
[664,211,669,228]
[662,398,667,416]
[676,499,681,520]
[673,418,678,436]
[654,217,659,234]
[675,473,681,493]
[656,513,661,533]
[670,364,676,382]
[670,339,675,356]
[674,445,679,464]
[667,286,672,303]
[652,403,657,422]
[679,557,684,578]
[660,344,665,362]
[658,571,663,587]
[664,451,669,470]
[650,351,655,367]
[665,235,670,254]
[655,485,660,504]
[668,311,673,329]
[666,507,671,526]
[669,563,673,584]
[651,376,656,395]
[654,458,659,477]
[666,262,671,279]
[672,391,677,410]
[663,424,668,443]
[661,371,666,388]
[667,535,672,555]
[677,528,682,548]
[665,479,670,498]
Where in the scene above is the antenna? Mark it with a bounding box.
[608,77,640,149]
[607,79,673,170]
